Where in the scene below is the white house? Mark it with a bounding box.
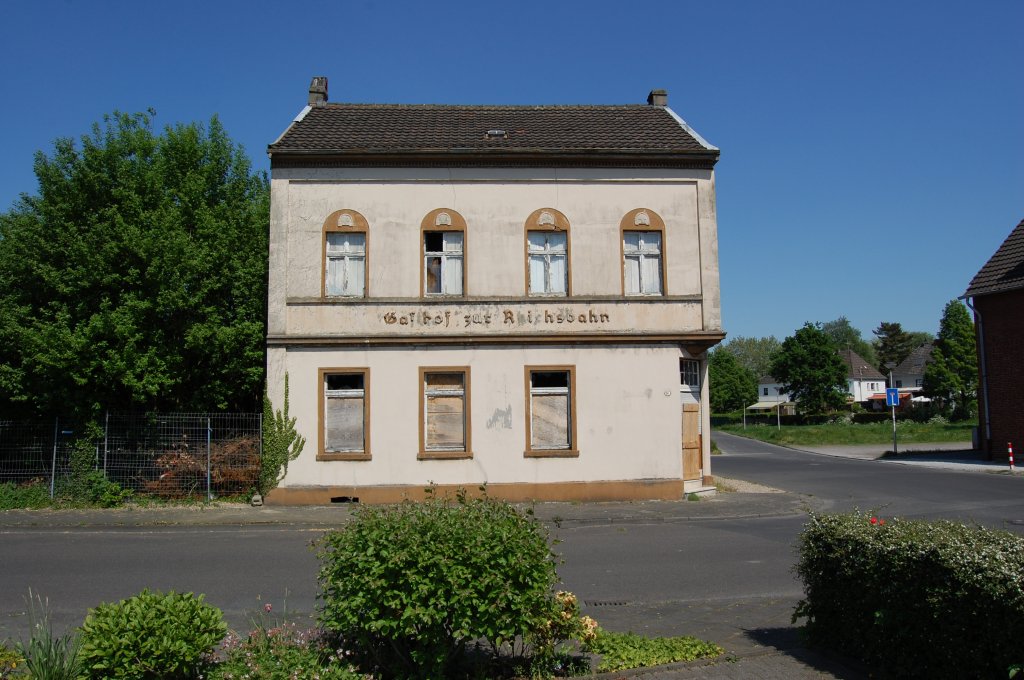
[264,78,724,504]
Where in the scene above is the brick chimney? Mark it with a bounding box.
[647,89,668,107]
[308,77,328,106]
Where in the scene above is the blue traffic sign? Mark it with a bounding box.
[886,388,900,407]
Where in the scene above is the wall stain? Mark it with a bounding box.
[487,405,513,430]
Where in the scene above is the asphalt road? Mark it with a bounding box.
[712,431,1024,531]
[3,433,1021,656]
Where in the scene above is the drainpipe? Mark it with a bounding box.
[962,296,991,452]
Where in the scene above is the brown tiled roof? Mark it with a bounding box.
[269,103,718,166]
[964,218,1024,297]
[838,349,886,381]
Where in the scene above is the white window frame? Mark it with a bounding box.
[423,231,464,296]
[527,230,568,296]
[325,232,366,297]
[623,230,663,295]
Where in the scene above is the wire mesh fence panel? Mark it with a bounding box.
[0,421,55,485]
[1,413,260,500]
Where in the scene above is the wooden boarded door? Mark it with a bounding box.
[682,403,701,481]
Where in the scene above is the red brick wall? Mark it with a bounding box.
[976,289,1024,459]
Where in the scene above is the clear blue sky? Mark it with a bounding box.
[2,0,1021,342]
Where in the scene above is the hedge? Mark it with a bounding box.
[794,512,1024,678]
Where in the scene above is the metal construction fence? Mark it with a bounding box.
[0,413,262,500]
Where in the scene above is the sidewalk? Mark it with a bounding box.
[796,441,1018,474]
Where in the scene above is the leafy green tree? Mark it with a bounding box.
[0,110,269,422]
[923,300,977,419]
[720,335,781,379]
[708,347,758,412]
[872,321,917,373]
[907,330,935,348]
[770,323,848,415]
[821,316,876,367]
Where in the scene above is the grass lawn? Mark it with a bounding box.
[715,421,974,447]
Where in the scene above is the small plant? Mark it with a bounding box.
[584,629,723,671]
[261,374,306,495]
[14,590,83,680]
[0,644,22,679]
[78,589,226,679]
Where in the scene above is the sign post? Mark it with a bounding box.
[886,387,900,455]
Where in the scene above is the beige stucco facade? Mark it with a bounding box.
[266,165,723,504]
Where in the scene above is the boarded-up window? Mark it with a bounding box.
[530,371,571,450]
[325,373,364,452]
[424,372,466,450]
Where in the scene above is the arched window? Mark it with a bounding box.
[524,208,571,296]
[420,208,467,297]
[322,210,369,297]
[620,208,666,295]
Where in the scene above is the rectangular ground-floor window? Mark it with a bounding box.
[419,368,471,459]
[319,368,370,461]
[525,367,577,457]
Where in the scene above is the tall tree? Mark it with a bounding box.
[873,321,917,373]
[708,347,757,413]
[720,336,781,379]
[923,300,977,419]
[821,316,876,366]
[770,323,848,415]
[0,110,269,422]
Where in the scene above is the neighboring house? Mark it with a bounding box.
[839,349,886,403]
[264,78,724,504]
[748,376,795,417]
[891,342,933,392]
[963,218,1024,460]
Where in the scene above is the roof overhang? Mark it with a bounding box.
[268,149,720,170]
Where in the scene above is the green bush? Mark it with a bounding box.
[58,439,132,508]
[78,590,226,679]
[317,488,563,678]
[584,629,723,672]
[794,511,1024,678]
[0,480,52,510]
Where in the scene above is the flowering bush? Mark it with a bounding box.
[794,511,1024,678]
[210,622,359,680]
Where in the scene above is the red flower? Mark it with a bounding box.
[870,517,878,525]
[879,519,886,526]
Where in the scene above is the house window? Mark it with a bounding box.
[915,379,923,387]
[526,367,577,457]
[326,232,365,296]
[319,369,370,461]
[419,369,470,459]
[895,380,903,388]
[525,208,571,296]
[620,209,666,296]
[763,387,769,396]
[322,210,369,297]
[528,231,568,295]
[421,209,467,296]
[424,232,464,295]
[680,359,701,389]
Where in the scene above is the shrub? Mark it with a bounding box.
[0,479,52,510]
[317,488,564,678]
[0,644,22,679]
[794,511,1024,678]
[57,439,132,507]
[78,590,226,679]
